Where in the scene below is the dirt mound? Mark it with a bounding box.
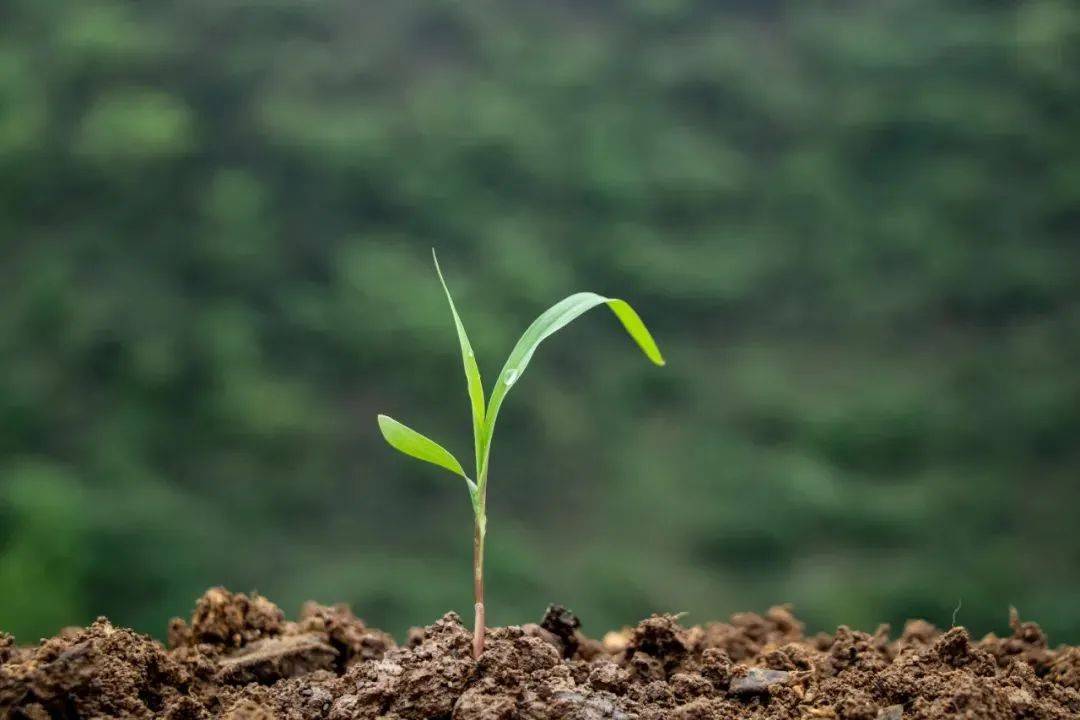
[0,618,193,718]
[2,588,1077,719]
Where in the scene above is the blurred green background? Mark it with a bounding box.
[2,0,1079,645]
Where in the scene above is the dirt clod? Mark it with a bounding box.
[625,614,689,674]
[3,591,1079,719]
[541,603,583,658]
[298,601,394,668]
[186,587,285,649]
[217,633,337,685]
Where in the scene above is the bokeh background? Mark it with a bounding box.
[2,0,1079,645]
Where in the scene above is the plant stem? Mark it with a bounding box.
[472,513,485,659]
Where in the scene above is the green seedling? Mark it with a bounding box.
[378,250,665,658]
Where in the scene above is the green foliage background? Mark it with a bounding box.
[1,0,1078,643]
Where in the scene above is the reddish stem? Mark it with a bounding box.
[472,520,485,658]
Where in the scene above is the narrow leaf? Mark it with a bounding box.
[604,299,666,366]
[480,292,664,478]
[432,250,486,474]
[377,414,472,488]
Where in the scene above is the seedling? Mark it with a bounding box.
[378,250,665,658]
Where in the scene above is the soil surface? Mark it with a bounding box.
[2,588,1078,719]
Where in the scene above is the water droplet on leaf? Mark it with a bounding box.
[504,368,518,386]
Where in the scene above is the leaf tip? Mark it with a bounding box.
[648,343,666,366]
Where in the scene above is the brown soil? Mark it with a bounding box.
[2,589,1078,719]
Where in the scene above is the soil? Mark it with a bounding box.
[2,588,1078,719]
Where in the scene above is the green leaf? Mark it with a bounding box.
[432,250,486,475]
[377,414,474,491]
[480,292,664,479]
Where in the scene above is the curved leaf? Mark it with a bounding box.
[377,414,474,490]
[432,250,486,475]
[480,292,664,480]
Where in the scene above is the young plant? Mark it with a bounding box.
[377,250,665,658]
